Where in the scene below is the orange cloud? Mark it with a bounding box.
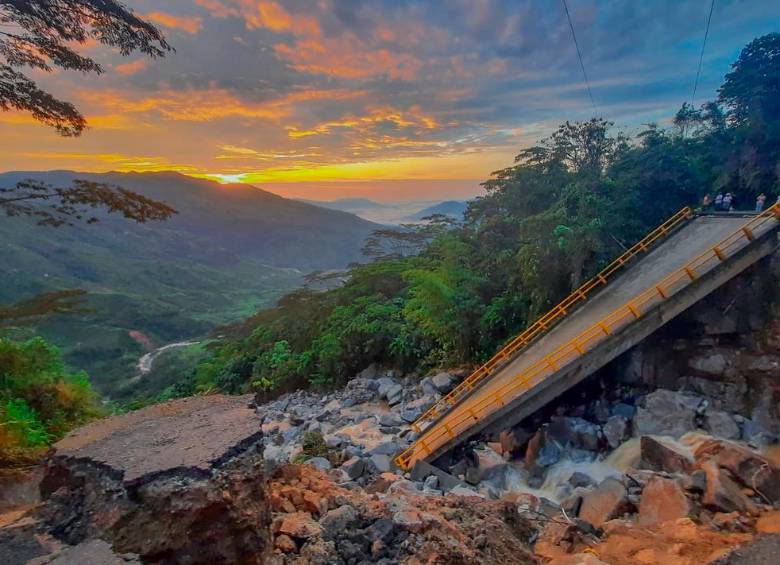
[114,59,147,75]
[145,11,203,34]
[195,0,320,36]
[79,87,368,123]
[274,36,423,80]
[286,106,442,138]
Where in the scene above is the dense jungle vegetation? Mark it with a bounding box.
[2,33,779,463]
[170,33,780,399]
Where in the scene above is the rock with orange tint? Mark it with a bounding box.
[700,460,757,514]
[274,533,297,553]
[277,512,322,539]
[695,439,780,503]
[579,477,632,527]
[638,476,691,526]
[548,552,610,564]
[756,511,780,534]
[639,436,694,474]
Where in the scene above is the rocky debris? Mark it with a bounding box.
[639,436,694,474]
[705,410,741,440]
[430,371,454,393]
[700,459,757,514]
[634,389,703,438]
[638,477,691,526]
[31,539,141,564]
[694,438,780,504]
[578,477,632,528]
[602,416,629,449]
[38,395,272,564]
[265,464,537,564]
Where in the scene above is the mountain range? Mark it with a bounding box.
[0,171,378,398]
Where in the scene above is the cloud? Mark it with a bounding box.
[274,36,423,80]
[79,87,368,123]
[114,60,148,75]
[145,11,203,34]
[194,0,320,36]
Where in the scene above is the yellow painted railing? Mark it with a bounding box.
[396,204,780,470]
[407,206,694,435]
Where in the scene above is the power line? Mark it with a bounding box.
[561,0,597,113]
[691,0,716,105]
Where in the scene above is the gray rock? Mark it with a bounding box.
[306,457,332,471]
[369,454,392,473]
[320,505,358,539]
[400,405,424,423]
[634,389,702,438]
[479,463,528,492]
[385,384,404,406]
[387,479,421,495]
[420,377,438,396]
[358,364,379,380]
[370,441,399,456]
[423,475,439,490]
[367,518,395,542]
[689,353,728,375]
[449,486,485,498]
[376,378,396,398]
[548,417,600,451]
[281,426,301,443]
[603,416,629,449]
[611,403,636,420]
[431,372,454,393]
[323,434,343,448]
[341,457,365,479]
[742,418,775,447]
[705,410,740,440]
[411,460,467,491]
[378,412,404,427]
[536,440,562,468]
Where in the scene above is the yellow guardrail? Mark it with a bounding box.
[407,206,694,435]
[396,204,780,470]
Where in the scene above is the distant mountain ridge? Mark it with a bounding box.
[0,170,379,397]
[299,197,389,212]
[405,200,469,221]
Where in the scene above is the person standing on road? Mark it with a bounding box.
[756,193,767,212]
[723,193,733,211]
[714,193,724,210]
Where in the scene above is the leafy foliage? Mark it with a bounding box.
[0,336,102,466]
[0,179,177,226]
[175,35,780,401]
[0,0,171,135]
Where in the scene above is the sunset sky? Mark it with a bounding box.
[2,0,780,202]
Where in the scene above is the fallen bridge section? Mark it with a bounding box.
[396,206,780,470]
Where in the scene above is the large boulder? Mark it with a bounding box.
[695,439,780,503]
[639,436,694,475]
[704,410,741,440]
[430,372,454,394]
[638,477,691,526]
[38,395,271,564]
[699,460,756,514]
[633,390,702,438]
[547,417,601,451]
[578,477,631,528]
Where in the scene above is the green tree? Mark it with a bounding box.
[0,0,171,135]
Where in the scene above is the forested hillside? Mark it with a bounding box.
[174,34,780,402]
[0,172,377,396]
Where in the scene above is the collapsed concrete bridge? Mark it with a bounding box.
[395,204,780,471]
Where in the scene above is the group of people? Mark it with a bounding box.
[701,192,779,213]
